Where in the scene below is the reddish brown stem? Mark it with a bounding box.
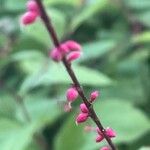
[35,0,117,149]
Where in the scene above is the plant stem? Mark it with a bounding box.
[35,0,117,149]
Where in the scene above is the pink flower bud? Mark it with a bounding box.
[105,127,116,138]
[50,48,62,62]
[80,103,89,113]
[67,51,82,62]
[27,0,39,13]
[84,125,94,132]
[59,43,70,54]
[76,113,89,124]
[65,40,81,51]
[21,11,37,25]
[96,135,104,143]
[96,127,102,135]
[100,146,110,150]
[64,102,72,112]
[90,91,99,102]
[66,87,78,102]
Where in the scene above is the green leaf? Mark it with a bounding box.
[55,100,150,150]
[135,11,150,27]
[130,48,149,61]
[0,94,17,119]
[73,65,113,86]
[0,34,7,47]
[16,96,62,130]
[125,0,150,27]
[25,142,40,150]
[125,0,150,10]
[139,147,150,150]
[0,119,34,150]
[45,0,81,6]
[95,99,150,143]
[22,9,66,47]
[20,61,113,94]
[11,50,44,62]
[5,0,26,11]
[132,31,150,44]
[80,40,116,61]
[11,50,45,74]
[54,113,99,150]
[101,78,145,103]
[21,20,50,47]
[0,95,61,150]
[70,0,108,30]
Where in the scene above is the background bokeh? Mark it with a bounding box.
[0,0,150,150]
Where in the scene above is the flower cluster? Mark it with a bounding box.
[96,127,116,150]
[66,85,116,150]
[50,40,82,62]
[75,90,99,124]
[50,40,116,150]
[84,125,116,150]
[21,0,39,25]
[20,1,116,149]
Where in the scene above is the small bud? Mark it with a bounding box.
[27,0,39,13]
[84,126,94,132]
[64,102,72,112]
[96,135,104,143]
[76,113,89,124]
[105,127,116,138]
[65,40,81,51]
[80,103,89,113]
[90,91,99,102]
[50,48,62,62]
[21,11,37,25]
[67,51,82,62]
[96,127,102,135]
[66,87,78,102]
[100,146,110,150]
[59,43,70,54]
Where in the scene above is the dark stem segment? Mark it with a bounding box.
[35,0,117,149]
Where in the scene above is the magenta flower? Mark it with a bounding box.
[76,113,89,124]
[100,146,110,150]
[80,103,89,113]
[96,127,103,135]
[66,87,78,102]
[90,91,99,102]
[65,40,81,51]
[96,135,104,143]
[26,0,39,13]
[67,51,82,62]
[21,11,37,25]
[21,1,117,149]
[50,48,62,62]
[105,127,116,138]
[59,43,70,54]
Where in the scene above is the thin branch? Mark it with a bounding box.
[35,0,117,149]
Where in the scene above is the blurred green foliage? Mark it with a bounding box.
[0,0,150,150]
